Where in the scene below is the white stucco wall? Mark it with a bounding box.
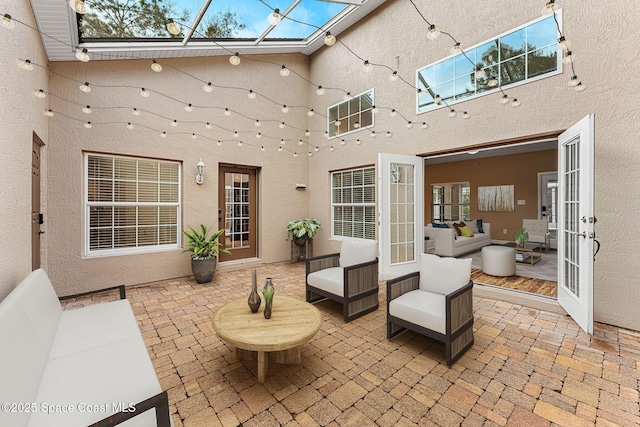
[307,0,640,331]
[0,0,49,300]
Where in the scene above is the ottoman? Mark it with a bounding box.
[481,246,516,276]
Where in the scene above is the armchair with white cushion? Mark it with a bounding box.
[306,238,379,322]
[387,254,474,366]
[523,219,550,253]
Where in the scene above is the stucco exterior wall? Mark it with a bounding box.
[0,0,49,300]
[46,55,311,295]
[307,0,640,331]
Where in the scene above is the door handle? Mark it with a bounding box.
[578,232,587,238]
[38,230,45,235]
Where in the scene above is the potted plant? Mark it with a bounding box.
[287,218,321,246]
[515,227,529,247]
[182,224,230,284]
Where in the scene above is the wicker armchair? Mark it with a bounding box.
[387,254,474,366]
[306,238,379,322]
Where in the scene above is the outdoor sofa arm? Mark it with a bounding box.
[386,271,420,304]
[90,391,170,427]
[306,253,340,276]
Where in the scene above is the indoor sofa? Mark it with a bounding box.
[424,220,491,257]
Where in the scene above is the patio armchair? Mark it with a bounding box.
[387,254,474,366]
[306,238,379,322]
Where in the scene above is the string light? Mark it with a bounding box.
[126,122,134,129]
[75,48,90,62]
[355,139,361,145]
[389,71,398,82]
[343,92,351,101]
[191,133,197,139]
[330,146,335,151]
[205,122,212,129]
[44,109,54,117]
[132,108,140,116]
[280,139,286,145]
[254,119,261,126]
[450,42,462,55]
[340,139,346,145]
[84,121,92,129]
[562,51,574,64]
[161,131,167,138]
[281,105,289,113]
[229,53,240,65]
[434,94,442,104]
[542,0,556,15]
[79,82,91,93]
[511,98,521,107]
[558,36,571,50]
[426,24,440,40]
[34,89,46,98]
[370,131,376,138]
[314,146,319,152]
[406,121,413,128]
[151,60,162,72]
[248,90,256,99]
[184,103,193,112]
[298,140,304,145]
[475,66,486,78]
[224,108,232,116]
[140,88,149,97]
[362,60,372,72]
[500,94,510,104]
[268,8,282,26]
[390,109,397,117]
[386,131,392,138]
[217,140,222,146]
[280,65,290,77]
[305,130,311,136]
[261,146,265,151]
[69,0,87,15]
[278,147,283,152]
[233,131,239,137]
[82,105,91,114]
[488,76,498,87]
[354,121,360,129]
[166,18,181,35]
[171,119,178,127]
[448,109,457,118]
[2,14,15,29]
[279,122,285,129]
[203,82,213,93]
[238,141,244,146]
[568,75,580,87]
[372,105,378,114]
[324,31,336,46]
[335,120,342,127]
[307,109,315,117]
[463,111,470,119]
[19,59,33,71]
[574,82,586,92]
[421,122,429,129]
[316,86,325,95]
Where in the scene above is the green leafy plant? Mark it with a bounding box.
[286,218,321,239]
[261,286,274,303]
[515,227,529,246]
[181,225,230,259]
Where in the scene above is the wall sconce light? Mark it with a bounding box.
[195,159,206,185]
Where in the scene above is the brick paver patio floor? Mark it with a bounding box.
[63,261,640,426]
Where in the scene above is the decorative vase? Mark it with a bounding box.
[262,278,275,319]
[248,268,261,313]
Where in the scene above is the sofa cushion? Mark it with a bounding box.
[460,225,474,237]
[476,219,484,233]
[307,267,344,297]
[339,238,377,267]
[389,289,446,334]
[419,254,472,295]
[431,222,449,229]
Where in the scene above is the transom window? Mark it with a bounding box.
[432,183,470,222]
[85,153,181,256]
[417,14,561,113]
[327,90,374,139]
[331,166,376,240]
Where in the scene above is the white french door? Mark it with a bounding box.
[378,153,424,279]
[557,114,595,334]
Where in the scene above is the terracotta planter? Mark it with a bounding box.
[191,257,217,284]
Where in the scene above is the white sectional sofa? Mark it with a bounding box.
[424,220,491,257]
[0,269,170,427]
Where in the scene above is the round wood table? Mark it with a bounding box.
[212,296,322,383]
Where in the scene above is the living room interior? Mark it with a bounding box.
[2,0,640,426]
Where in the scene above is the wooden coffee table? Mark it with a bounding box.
[212,296,322,383]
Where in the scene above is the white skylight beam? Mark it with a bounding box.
[182,0,213,45]
[255,0,301,45]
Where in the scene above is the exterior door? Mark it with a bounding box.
[32,135,44,270]
[538,171,558,248]
[378,153,424,280]
[218,165,258,261]
[557,114,595,334]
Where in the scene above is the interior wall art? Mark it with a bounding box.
[477,185,514,212]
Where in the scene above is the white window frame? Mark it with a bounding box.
[84,152,182,257]
[327,89,375,139]
[416,11,563,114]
[432,182,471,222]
[331,166,376,240]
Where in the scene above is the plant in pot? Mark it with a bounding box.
[515,227,529,248]
[287,218,321,246]
[182,224,230,284]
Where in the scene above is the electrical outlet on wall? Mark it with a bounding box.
[503,229,508,234]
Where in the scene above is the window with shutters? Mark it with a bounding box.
[84,153,181,256]
[331,166,376,240]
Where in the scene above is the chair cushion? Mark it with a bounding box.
[389,289,446,334]
[419,254,471,295]
[339,238,377,268]
[307,267,344,297]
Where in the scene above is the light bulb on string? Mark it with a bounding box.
[574,82,586,92]
[238,141,244,147]
[308,152,312,157]
[69,0,87,14]
[126,122,134,129]
[511,98,521,107]
[34,89,46,99]
[448,109,457,118]
[171,119,178,127]
[314,146,319,152]
[568,75,580,87]
[353,121,360,129]
[161,131,167,138]
[268,8,282,26]
[256,133,261,138]
[386,131,392,138]
[372,105,378,114]
[362,60,372,72]
[279,122,286,129]
[140,88,149,97]
[421,122,429,129]
[217,140,222,146]
[82,105,91,114]
[132,108,140,116]
[330,146,335,151]
[542,0,556,15]
[434,94,442,104]
[293,152,298,157]
[340,139,346,145]
[203,82,213,93]
[205,122,212,129]
[390,109,397,117]
[84,121,92,129]
[475,66,486,78]
[2,14,16,29]
[229,53,240,65]
[248,90,256,99]
[79,82,91,93]
[335,120,342,127]
[488,77,498,87]
[417,88,425,97]
[184,103,193,112]
[280,65,290,76]
[406,121,413,129]
[278,147,283,152]
[343,92,351,101]
[166,18,181,35]
[370,131,376,138]
[298,140,304,145]
[151,60,162,72]
[261,146,265,152]
[233,131,239,137]
[463,111,470,119]
[280,139,286,145]
[281,105,289,113]
[324,31,336,46]
[558,36,571,50]
[426,24,440,40]
[44,109,54,117]
[224,108,232,116]
[307,109,315,117]
[255,120,261,127]
[19,59,34,71]
[389,71,398,82]
[191,133,197,139]
[450,42,462,55]
[75,48,90,62]
[500,94,510,104]
[562,51,574,64]
[305,130,311,136]
[355,139,362,145]
[316,86,325,95]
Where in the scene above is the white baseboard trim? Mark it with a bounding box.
[473,283,566,315]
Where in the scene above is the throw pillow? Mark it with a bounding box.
[431,222,449,229]
[460,225,474,237]
[452,222,465,236]
[476,219,484,233]
[419,254,472,295]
